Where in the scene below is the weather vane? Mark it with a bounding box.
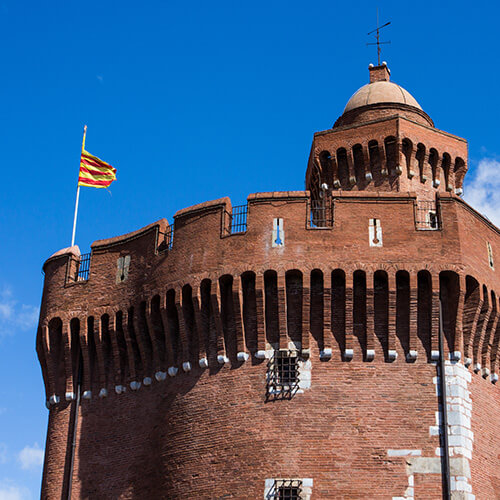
[367,9,391,66]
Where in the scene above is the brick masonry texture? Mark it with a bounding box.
[37,67,499,499]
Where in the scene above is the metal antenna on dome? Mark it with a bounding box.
[367,9,391,66]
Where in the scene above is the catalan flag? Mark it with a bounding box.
[78,149,117,188]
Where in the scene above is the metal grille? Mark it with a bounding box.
[415,201,441,230]
[308,199,333,228]
[270,480,302,500]
[267,351,299,400]
[76,253,91,281]
[225,204,248,234]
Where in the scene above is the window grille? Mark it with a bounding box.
[269,480,303,500]
[224,204,248,235]
[414,200,441,230]
[307,199,333,228]
[267,350,299,400]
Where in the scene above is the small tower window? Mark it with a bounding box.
[116,255,131,283]
[487,242,494,269]
[427,210,439,229]
[369,218,383,247]
[272,218,285,247]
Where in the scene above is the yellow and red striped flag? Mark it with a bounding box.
[78,149,117,188]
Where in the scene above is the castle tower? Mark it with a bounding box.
[37,65,499,499]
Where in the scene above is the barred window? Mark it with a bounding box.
[273,480,302,500]
[267,350,299,400]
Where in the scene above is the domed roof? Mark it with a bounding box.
[344,80,422,113]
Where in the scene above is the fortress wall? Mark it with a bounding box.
[66,350,442,499]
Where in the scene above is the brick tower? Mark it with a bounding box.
[38,64,499,499]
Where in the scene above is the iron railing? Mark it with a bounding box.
[67,252,91,283]
[266,350,300,401]
[268,480,303,500]
[415,200,441,230]
[158,226,174,252]
[307,199,333,228]
[224,204,248,235]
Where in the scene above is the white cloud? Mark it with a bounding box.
[18,444,43,471]
[463,158,500,227]
[0,480,31,500]
[0,287,39,337]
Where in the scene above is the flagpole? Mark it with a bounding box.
[71,125,87,247]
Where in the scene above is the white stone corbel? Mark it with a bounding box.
[366,349,375,361]
[431,350,440,361]
[344,348,353,360]
[490,373,498,384]
[450,351,462,362]
[320,348,332,360]
[129,381,141,391]
[255,350,266,359]
[237,351,249,362]
[433,179,441,187]
[198,357,209,368]
[143,377,152,386]
[464,357,472,367]
[82,390,92,400]
[473,363,481,373]
[455,187,463,196]
[65,392,75,401]
[49,394,60,405]
[388,349,398,362]
[182,361,192,372]
[114,385,126,394]
[481,367,490,378]
[99,388,108,398]
[333,179,341,188]
[155,371,167,381]
[395,165,403,175]
[167,366,178,377]
[406,350,418,362]
[217,354,229,364]
[365,172,373,181]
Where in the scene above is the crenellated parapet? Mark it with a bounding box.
[38,189,500,408]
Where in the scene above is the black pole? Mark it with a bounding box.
[438,299,451,500]
[65,353,82,500]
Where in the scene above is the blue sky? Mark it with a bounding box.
[0,0,499,497]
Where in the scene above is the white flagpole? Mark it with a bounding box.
[71,125,87,247]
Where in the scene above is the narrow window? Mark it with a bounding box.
[487,242,494,269]
[272,218,285,247]
[428,210,439,229]
[369,218,383,247]
[116,255,131,283]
